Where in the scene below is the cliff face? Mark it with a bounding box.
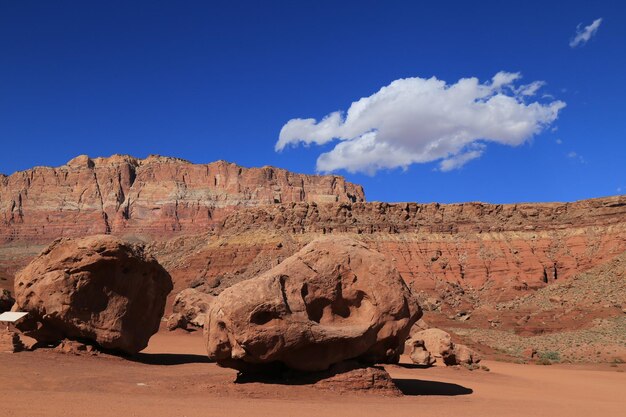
[150,197,626,309]
[217,197,626,234]
[0,155,365,243]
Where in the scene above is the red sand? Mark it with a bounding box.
[0,330,624,417]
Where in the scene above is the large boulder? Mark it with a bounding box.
[13,235,173,353]
[167,288,214,330]
[205,236,421,372]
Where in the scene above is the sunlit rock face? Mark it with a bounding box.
[205,237,421,372]
[13,235,173,353]
[0,154,365,243]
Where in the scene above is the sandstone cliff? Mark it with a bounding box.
[0,154,365,243]
[151,197,626,310]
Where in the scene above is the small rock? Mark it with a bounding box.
[488,318,501,328]
[314,362,402,396]
[409,342,435,366]
[166,313,188,331]
[454,344,481,365]
[0,330,25,353]
[55,339,97,355]
[458,313,471,322]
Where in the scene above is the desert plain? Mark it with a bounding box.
[1,329,625,417]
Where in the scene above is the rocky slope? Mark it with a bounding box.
[0,154,364,243]
[149,197,626,309]
[451,251,626,363]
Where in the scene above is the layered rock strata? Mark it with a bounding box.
[0,155,364,243]
[147,196,626,316]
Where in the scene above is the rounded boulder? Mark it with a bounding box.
[205,236,421,372]
[14,235,173,353]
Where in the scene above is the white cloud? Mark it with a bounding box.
[276,72,565,174]
[516,81,546,96]
[567,151,586,163]
[438,145,485,172]
[556,138,563,144]
[569,18,603,48]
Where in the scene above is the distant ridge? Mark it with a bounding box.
[0,154,365,243]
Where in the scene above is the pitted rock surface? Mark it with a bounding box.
[205,236,421,372]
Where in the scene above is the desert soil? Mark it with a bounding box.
[0,329,624,417]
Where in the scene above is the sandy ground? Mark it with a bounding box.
[1,330,625,417]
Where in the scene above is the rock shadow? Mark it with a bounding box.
[394,362,433,370]
[392,378,473,396]
[234,369,338,385]
[129,352,212,366]
[233,361,384,386]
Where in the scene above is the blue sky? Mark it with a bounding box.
[1,1,624,203]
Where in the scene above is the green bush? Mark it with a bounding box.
[537,351,561,364]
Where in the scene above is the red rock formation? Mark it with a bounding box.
[205,237,421,372]
[152,196,626,310]
[13,235,173,353]
[0,155,365,243]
